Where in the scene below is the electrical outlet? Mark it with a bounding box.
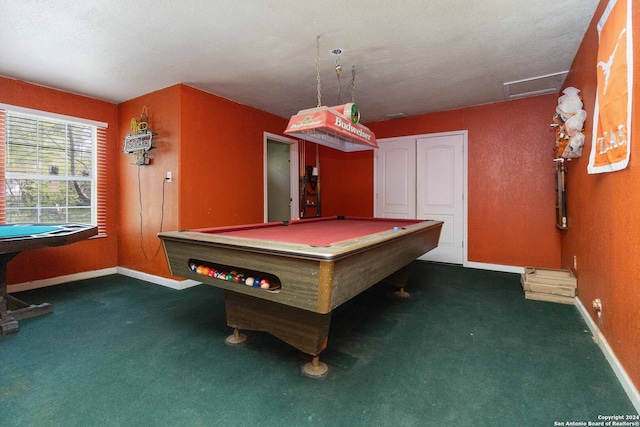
[573,255,577,270]
[593,298,603,314]
[166,171,172,182]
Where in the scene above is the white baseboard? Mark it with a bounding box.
[116,267,201,290]
[8,267,201,293]
[8,267,118,292]
[465,261,525,274]
[575,297,640,413]
[4,262,524,293]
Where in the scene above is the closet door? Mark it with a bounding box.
[416,134,465,264]
[375,138,416,219]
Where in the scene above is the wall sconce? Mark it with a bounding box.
[306,165,319,190]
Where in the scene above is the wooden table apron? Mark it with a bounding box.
[160,220,442,355]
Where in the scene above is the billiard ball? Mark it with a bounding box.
[260,279,270,289]
[245,277,254,286]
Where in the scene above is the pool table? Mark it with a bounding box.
[0,223,98,335]
[159,216,442,376]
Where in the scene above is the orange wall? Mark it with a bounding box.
[318,146,375,217]
[0,79,288,282]
[177,85,288,229]
[0,78,560,280]
[366,95,562,268]
[298,139,374,218]
[117,84,289,278]
[561,0,640,391]
[117,85,180,276]
[0,76,119,285]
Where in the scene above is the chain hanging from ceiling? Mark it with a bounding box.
[333,49,356,106]
[335,54,342,104]
[316,36,322,108]
[315,36,358,107]
[348,66,356,104]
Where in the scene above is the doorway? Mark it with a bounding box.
[375,131,467,265]
[264,133,299,222]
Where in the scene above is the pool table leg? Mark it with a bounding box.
[302,355,328,378]
[223,290,331,376]
[225,327,247,345]
[386,266,411,298]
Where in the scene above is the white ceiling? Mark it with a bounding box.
[1,0,599,123]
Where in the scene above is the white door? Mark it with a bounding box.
[375,132,466,265]
[416,133,465,264]
[266,140,292,222]
[263,133,299,222]
[375,138,415,219]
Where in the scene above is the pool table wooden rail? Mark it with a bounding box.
[0,223,98,254]
[161,219,437,260]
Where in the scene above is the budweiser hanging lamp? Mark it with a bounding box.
[284,37,377,152]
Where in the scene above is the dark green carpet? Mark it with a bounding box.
[1,262,636,426]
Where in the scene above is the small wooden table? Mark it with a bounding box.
[0,223,98,335]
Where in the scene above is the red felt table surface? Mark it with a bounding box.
[208,217,422,247]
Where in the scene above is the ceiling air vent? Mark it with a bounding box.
[503,71,568,100]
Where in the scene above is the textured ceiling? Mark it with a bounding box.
[1,0,599,122]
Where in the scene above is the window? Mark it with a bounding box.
[0,106,107,234]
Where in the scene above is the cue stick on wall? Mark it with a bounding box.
[298,140,305,177]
